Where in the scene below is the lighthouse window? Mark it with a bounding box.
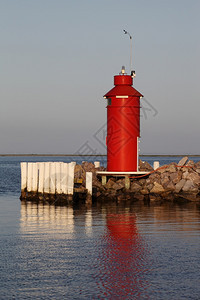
[107,98,111,106]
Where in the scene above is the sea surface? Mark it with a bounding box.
[0,156,200,299]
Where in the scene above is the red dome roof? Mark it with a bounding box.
[104,74,143,98]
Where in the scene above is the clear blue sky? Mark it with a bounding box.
[0,0,199,154]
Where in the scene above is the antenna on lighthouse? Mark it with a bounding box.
[123,30,135,78]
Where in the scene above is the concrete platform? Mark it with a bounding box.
[96,171,149,175]
[96,171,149,189]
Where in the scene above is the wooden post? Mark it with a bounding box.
[102,175,107,185]
[86,172,92,195]
[49,162,56,194]
[94,161,100,168]
[27,163,33,192]
[32,163,38,194]
[68,162,75,195]
[38,162,45,194]
[86,172,92,204]
[55,162,62,194]
[44,162,50,194]
[21,162,27,197]
[153,161,160,170]
[125,175,130,190]
[61,163,68,194]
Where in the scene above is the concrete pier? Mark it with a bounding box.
[20,157,200,204]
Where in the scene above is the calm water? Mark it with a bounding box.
[0,156,200,299]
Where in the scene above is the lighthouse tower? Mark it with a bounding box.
[103,66,143,172]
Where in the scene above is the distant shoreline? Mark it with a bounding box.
[0,154,200,157]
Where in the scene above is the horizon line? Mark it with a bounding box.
[0,154,200,157]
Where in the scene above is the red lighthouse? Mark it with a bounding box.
[104,67,143,172]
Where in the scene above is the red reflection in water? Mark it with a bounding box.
[107,213,138,239]
[96,213,149,299]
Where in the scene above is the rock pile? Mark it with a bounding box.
[75,157,200,203]
[74,161,105,188]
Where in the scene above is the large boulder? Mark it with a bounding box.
[149,173,161,184]
[165,181,176,191]
[186,172,200,185]
[177,156,188,166]
[139,160,153,171]
[157,166,168,174]
[165,163,177,173]
[131,182,142,192]
[181,166,191,172]
[140,188,149,195]
[112,181,125,191]
[160,176,170,188]
[138,178,147,185]
[146,183,154,191]
[160,172,169,179]
[182,180,198,193]
[195,161,200,168]
[150,182,165,194]
[82,162,96,172]
[74,164,85,178]
[170,171,182,184]
[186,160,195,167]
[182,171,189,179]
[175,179,186,193]
[104,178,115,189]
[145,178,152,185]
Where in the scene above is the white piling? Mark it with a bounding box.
[61,163,68,194]
[55,162,62,194]
[27,163,33,192]
[86,172,92,195]
[153,161,160,170]
[49,162,56,194]
[70,162,76,167]
[21,162,27,193]
[20,161,77,199]
[44,162,50,194]
[38,163,45,194]
[32,163,38,193]
[94,161,100,168]
[68,162,75,195]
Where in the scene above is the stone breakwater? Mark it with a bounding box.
[75,157,200,203]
